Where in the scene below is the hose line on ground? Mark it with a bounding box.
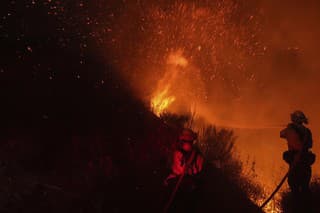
[260,171,289,209]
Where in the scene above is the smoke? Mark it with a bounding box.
[105,0,263,122]
[102,0,320,192]
[104,0,320,126]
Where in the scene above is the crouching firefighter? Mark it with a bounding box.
[163,128,204,213]
[281,111,316,197]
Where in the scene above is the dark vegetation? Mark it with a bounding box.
[0,2,262,213]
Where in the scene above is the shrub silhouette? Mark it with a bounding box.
[159,112,263,206]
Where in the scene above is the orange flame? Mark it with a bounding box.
[151,85,176,116]
[150,51,188,116]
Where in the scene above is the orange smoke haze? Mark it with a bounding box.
[103,0,320,208]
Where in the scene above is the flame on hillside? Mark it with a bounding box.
[151,85,176,116]
[150,51,189,116]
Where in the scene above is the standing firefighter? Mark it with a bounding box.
[164,128,204,213]
[280,111,316,197]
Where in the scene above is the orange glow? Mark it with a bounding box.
[251,196,281,213]
[150,51,189,116]
[151,85,176,116]
[104,1,320,212]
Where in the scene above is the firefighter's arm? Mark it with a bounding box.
[172,151,185,175]
[280,128,287,139]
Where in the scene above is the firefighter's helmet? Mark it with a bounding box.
[179,128,197,142]
[291,110,308,124]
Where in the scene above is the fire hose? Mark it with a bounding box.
[163,156,289,212]
[260,171,289,209]
[260,138,308,209]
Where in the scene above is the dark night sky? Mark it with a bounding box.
[0,0,118,130]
